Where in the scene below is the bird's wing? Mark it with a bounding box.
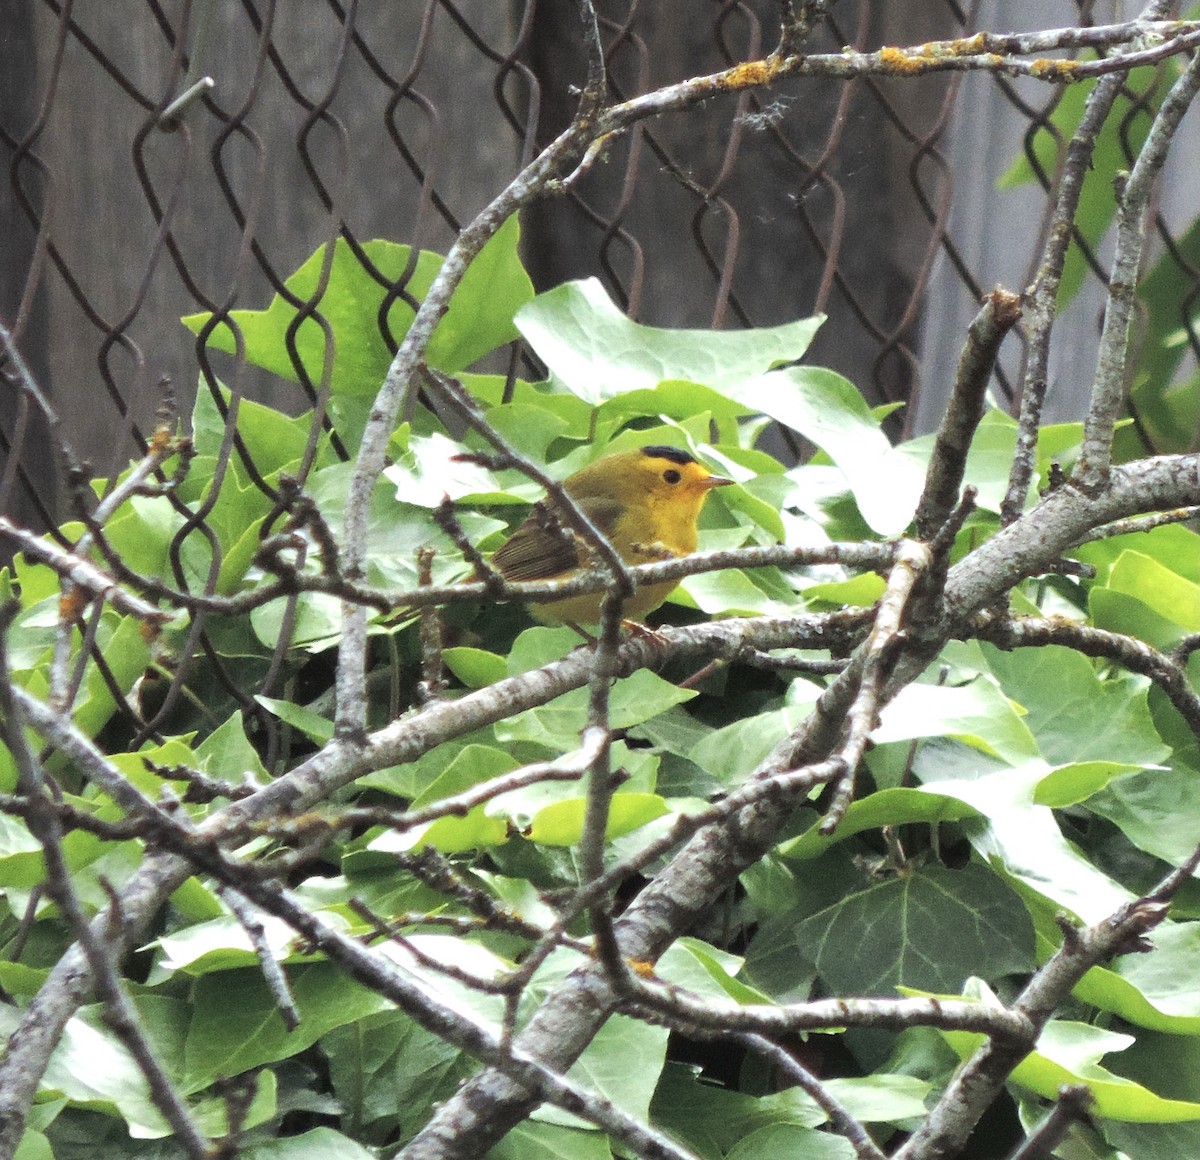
[492,496,623,582]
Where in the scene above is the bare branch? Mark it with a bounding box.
[893,852,1197,1160]
[0,516,172,627]
[915,288,1021,540]
[820,539,931,833]
[1005,1085,1093,1160]
[1076,49,1200,488]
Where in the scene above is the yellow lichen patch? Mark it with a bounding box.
[719,58,779,90]
[916,33,986,58]
[1031,58,1080,81]
[878,46,930,75]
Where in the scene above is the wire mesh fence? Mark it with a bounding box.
[7,2,1197,537]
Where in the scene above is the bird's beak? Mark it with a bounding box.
[702,474,734,489]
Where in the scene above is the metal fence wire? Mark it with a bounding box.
[2,3,1198,585]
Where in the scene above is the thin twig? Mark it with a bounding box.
[999,68,1127,526]
[1076,49,1200,489]
[1076,505,1200,541]
[219,887,301,1032]
[1005,1085,1093,1160]
[819,540,931,833]
[736,1033,885,1160]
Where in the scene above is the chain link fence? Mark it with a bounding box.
[1,0,1198,683]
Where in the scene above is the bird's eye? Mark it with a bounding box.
[662,469,682,484]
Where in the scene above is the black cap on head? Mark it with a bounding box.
[640,445,696,466]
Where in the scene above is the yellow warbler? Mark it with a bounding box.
[492,445,733,626]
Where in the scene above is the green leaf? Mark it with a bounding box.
[1071,921,1200,1034]
[652,1063,873,1159]
[1133,216,1200,452]
[0,811,46,887]
[726,1125,857,1159]
[183,963,393,1088]
[1033,761,1154,808]
[533,1014,668,1130]
[656,938,772,1006]
[514,277,822,404]
[1107,551,1200,631]
[1104,1121,1200,1160]
[149,912,311,980]
[980,643,1171,768]
[678,567,798,617]
[688,709,789,787]
[183,217,533,394]
[70,613,153,741]
[462,372,595,442]
[526,793,669,846]
[443,647,508,688]
[425,216,536,372]
[728,366,924,535]
[195,711,271,785]
[801,571,886,608]
[900,410,1024,515]
[383,430,540,508]
[797,860,1034,997]
[496,669,696,749]
[1073,523,1200,586]
[374,807,510,854]
[242,1127,378,1160]
[256,696,335,744]
[918,758,1134,924]
[820,1074,933,1125]
[1090,587,1194,652]
[323,1009,470,1148]
[368,745,520,853]
[193,1069,277,1138]
[12,1131,53,1160]
[689,682,820,787]
[595,377,757,426]
[1084,763,1200,868]
[247,594,332,652]
[939,997,1200,1123]
[307,460,505,590]
[489,1121,613,1160]
[872,678,1039,765]
[190,383,333,481]
[0,1004,178,1138]
[411,745,519,808]
[779,787,979,861]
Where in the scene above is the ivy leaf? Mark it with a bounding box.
[936,985,1200,1123]
[872,678,1039,765]
[797,859,1034,997]
[183,964,393,1090]
[241,1127,379,1160]
[183,217,532,394]
[514,277,822,404]
[980,643,1171,768]
[724,366,925,535]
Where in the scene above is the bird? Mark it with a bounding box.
[490,444,733,627]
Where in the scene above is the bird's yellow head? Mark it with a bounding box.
[574,445,732,556]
